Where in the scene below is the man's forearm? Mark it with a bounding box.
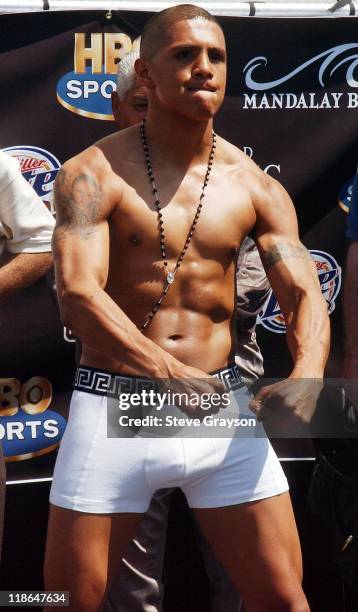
[284,288,330,378]
[0,252,53,303]
[344,241,358,378]
[261,242,330,378]
[61,284,180,379]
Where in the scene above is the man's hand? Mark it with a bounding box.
[161,362,228,418]
[249,377,323,436]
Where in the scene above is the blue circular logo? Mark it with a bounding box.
[3,145,61,215]
[57,68,116,121]
[259,250,341,333]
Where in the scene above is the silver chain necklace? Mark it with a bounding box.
[140,119,216,331]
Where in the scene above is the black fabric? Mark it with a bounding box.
[304,454,358,610]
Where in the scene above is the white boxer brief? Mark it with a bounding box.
[50,365,288,513]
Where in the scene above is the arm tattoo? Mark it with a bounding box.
[261,243,311,272]
[54,168,102,240]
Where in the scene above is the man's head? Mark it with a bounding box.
[111,47,148,130]
[140,4,221,60]
[136,4,226,122]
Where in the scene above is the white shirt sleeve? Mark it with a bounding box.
[0,151,55,255]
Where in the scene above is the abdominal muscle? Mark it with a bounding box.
[80,306,235,377]
[80,253,237,375]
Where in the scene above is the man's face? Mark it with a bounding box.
[143,18,226,122]
[111,79,148,130]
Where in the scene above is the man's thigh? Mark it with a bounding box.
[44,504,142,612]
[192,512,242,612]
[193,492,306,611]
[104,488,174,612]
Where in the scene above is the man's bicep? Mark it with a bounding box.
[252,177,318,297]
[53,160,112,291]
[253,177,299,253]
[54,165,104,235]
[53,221,110,298]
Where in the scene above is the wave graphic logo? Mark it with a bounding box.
[259,250,341,334]
[244,43,358,91]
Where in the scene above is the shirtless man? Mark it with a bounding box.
[45,5,329,611]
[107,47,268,612]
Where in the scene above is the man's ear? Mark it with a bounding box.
[135,58,155,90]
[111,91,121,124]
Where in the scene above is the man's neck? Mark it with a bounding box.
[144,107,214,167]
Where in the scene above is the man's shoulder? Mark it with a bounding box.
[61,144,112,179]
[57,141,126,217]
[217,137,265,184]
[95,125,139,163]
[217,139,291,215]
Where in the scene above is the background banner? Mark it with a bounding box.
[0,10,357,480]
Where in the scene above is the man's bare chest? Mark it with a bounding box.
[110,169,252,259]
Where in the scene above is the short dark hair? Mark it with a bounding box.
[140,4,222,60]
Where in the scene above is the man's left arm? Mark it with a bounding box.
[249,173,330,424]
[252,174,330,378]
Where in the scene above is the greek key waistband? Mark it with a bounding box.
[73,363,244,398]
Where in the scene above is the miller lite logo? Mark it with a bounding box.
[57,32,133,120]
[3,145,61,215]
[259,250,341,334]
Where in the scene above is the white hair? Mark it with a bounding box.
[116,46,140,100]
[191,15,209,26]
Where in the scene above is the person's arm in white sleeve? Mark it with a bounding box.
[0,151,54,302]
[0,251,53,303]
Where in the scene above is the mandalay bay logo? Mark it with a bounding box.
[57,32,136,120]
[242,43,358,110]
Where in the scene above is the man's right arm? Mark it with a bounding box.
[54,152,175,378]
[53,151,210,382]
